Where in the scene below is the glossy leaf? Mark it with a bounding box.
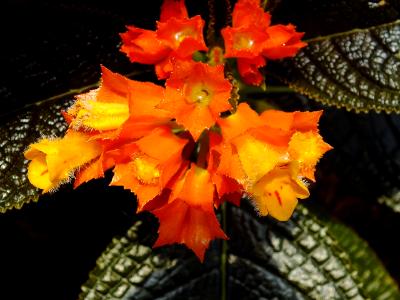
[269,21,400,112]
[79,204,400,299]
[0,98,72,212]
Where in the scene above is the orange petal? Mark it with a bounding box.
[236,56,266,86]
[157,16,207,54]
[160,0,188,22]
[288,131,333,181]
[216,143,247,184]
[262,24,307,59]
[232,0,270,28]
[260,110,294,132]
[217,103,263,141]
[232,134,283,186]
[293,111,323,132]
[127,80,168,118]
[134,126,188,162]
[152,199,227,261]
[120,26,170,64]
[177,165,215,212]
[162,61,232,140]
[74,155,104,188]
[222,27,268,58]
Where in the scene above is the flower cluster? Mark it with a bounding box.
[24,0,331,261]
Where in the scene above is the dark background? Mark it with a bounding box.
[1,0,400,299]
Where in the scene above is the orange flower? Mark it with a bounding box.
[221,0,306,85]
[111,126,189,211]
[66,66,173,145]
[214,103,331,219]
[152,164,227,261]
[263,24,307,59]
[249,163,309,221]
[160,60,232,140]
[120,0,207,79]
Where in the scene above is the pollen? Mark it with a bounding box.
[185,83,211,106]
[133,157,161,184]
[233,33,255,50]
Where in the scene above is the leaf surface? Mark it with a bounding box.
[269,21,400,112]
[79,205,400,300]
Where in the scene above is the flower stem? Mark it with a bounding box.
[220,202,228,300]
[207,0,217,46]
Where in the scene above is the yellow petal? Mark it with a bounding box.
[232,134,283,187]
[69,99,129,131]
[27,155,54,192]
[250,165,309,221]
[25,132,102,192]
[288,131,332,181]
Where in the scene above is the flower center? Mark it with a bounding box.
[185,83,212,106]
[233,33,255,50]
[133,157,160,184]
[174,26,196,44]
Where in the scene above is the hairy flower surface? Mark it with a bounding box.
[222,0,307,85]
[120,0,207,79]
[214,103,331,219]
[24,131,101,193]
[24,0,332,262]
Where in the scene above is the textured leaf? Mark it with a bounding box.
[79,204,400,299]
[0,68,149,213]
[269,21,400,112]
[0,97,72,212]
[270,0,400,38]
[326,219,400,300]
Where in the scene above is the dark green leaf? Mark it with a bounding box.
[79,205,400,299]
[326,219,400,300]
[0,97,73,212]
[269,21,400,112]
[270,0,400,38]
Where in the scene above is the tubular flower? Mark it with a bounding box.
[152,164,228,262]
[24,131,102,193]
[111,126,189,211]
[120,0,207,79]
[221,0,307,85]
[24,1,331,262]
[160,60,232,140]
[214,103,331,218]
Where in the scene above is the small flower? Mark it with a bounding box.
[24,131,102,193]
[152,164,227,262]
[160,60,232,140]
[214,103,331,219]
[120,0,207,79]
[111,126,189,211]
[221,0,306,85]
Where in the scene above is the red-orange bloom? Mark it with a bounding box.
[160,60,232,140]
[152,164,227,261]
[213,103,331,219]
[120,0,207,79]
[111,126,188,211]
[221,0,306,85]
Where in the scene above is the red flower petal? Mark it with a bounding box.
[153,199,227,262]
[160,0,188,22]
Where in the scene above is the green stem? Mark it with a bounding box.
[220,202,228,300]
[262,0,269,10]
